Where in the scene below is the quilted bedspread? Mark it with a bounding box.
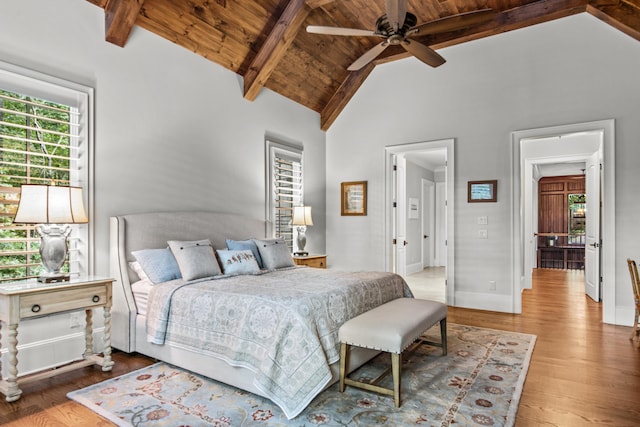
[145,266,412,419]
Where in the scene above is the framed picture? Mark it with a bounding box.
[408,197,419,219]
[341,181,367,216]
[468,180,497,203]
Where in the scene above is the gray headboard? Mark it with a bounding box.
[109,211,266,351]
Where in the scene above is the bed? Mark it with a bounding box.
[109,211,412,419]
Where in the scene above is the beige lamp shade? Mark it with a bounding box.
[292,206,313,226]
[14,184,88,224]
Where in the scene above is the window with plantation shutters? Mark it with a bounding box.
[266,140,303,252]
[0,62,93,282]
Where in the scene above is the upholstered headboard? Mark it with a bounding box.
[109,211,266,351]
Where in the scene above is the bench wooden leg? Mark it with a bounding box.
[391,352,401,407]
[440,318,447,355]
[339,343,349,393]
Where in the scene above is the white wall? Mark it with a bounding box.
[0,0,325,374]
[326,13,640,318]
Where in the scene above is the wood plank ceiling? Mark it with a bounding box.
[87,0,640,130]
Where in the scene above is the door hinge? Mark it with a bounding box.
[393,202,397,208]
[392,238,397,244]
[393,165,397,171]
[445,239,447,246]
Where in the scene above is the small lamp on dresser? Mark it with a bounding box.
[292,205,313,256]
[13,184,88,283]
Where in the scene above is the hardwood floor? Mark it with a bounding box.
[1,268,638,426]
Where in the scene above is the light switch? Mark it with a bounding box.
[478,216,488,225]
[478,229,488,239]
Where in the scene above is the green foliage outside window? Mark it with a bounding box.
[0,89,72,281]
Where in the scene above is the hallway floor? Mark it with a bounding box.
[404,266,446,303]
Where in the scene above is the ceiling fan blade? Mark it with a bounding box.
[401,40,446,68]
[348,41,389,71]
[385,0,407,32]
[306,25,378,37]
[409,9,494,36]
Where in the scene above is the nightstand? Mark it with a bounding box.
[0,276,114,402]
[293,254,327,269]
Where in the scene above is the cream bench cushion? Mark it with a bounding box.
[339,297,447,407]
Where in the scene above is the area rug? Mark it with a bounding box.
[68,323,535,427]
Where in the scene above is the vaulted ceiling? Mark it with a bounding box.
[87,0,640,130]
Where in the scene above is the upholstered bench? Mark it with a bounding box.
[338,297,447,407]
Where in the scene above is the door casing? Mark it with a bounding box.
[511,120,615,321]
[385,139,455,305]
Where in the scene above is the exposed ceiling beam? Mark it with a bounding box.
[320,63,375,131]
[243,0,313,101]
[373,0,591,65]
[587,0,640,40]
[105,0,146,47]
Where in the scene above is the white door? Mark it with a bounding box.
[435,181,447,267]
[421,180,434,268]
[394,156,407,276]
[584,152,601,302]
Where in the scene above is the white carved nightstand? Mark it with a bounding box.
[0,276,114,402]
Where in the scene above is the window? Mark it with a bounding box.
[0,62,93,282]
[568,193,586,245]
[266,139,303,252]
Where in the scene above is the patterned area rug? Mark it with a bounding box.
[68,323,535,426]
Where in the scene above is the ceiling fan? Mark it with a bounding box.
[307,0,493,71]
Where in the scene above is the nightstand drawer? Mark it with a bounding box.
[19,285,108,319]
[303,257,326,268]
[293,255,327,269]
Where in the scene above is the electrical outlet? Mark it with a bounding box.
[69,312,83,328]
[478,216,488,225]
[478,229,488,239]
[489,280,496,291]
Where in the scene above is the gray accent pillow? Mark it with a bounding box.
[131,247,181,284]
[226,238,263,269]
[253,238,295,270]
[216,249,260,275]
[168,239,221,281]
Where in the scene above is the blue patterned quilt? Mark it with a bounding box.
[145,266,411,419]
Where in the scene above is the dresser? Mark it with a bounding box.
[293,254,327,269]
[0,276,114,402]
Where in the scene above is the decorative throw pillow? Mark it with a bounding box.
[253,238,295,270]
[216,249,260,275]
[226,238,264,269]
[129,261,150,282]
[168,239,222,281]
[131,247,181,284]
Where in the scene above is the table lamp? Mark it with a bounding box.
[13,184,88,282]
[292,206,313,256]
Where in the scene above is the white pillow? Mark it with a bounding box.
[253,238,295,270]
[216,249,260,275]
[168,239,221,281]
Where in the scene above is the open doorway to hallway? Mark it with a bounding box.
[385,138,454,305]
[511,119,615,321]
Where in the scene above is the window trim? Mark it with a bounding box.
[265,138,303,250]
[0,60,94,277]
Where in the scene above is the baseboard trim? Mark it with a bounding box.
[454,291,513,313]
[406,262,423,276]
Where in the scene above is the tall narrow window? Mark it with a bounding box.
[0,62,93,282]
[266,140,303,252]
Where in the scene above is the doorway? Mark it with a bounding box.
[385,139,455,305]
[511,120,615,322]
